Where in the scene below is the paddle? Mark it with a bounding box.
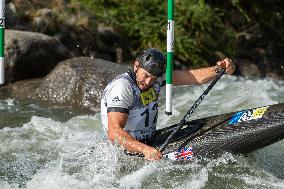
[159,68,226,153]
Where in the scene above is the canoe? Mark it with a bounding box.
[150,103,284,160]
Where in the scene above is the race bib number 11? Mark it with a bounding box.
[141,88,157,106]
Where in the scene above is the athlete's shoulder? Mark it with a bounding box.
[109,76,132,89]
[104,73,134,97]
[103,74,134,109]
[105,71,130,86]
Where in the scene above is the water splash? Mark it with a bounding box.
[0,75,284,189]
[157,75,283,128]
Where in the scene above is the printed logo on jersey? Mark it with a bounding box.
[140,88,157,106]
[112,96,120,102]
[228,106,269,125]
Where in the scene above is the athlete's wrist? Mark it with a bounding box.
[214,65,223,74]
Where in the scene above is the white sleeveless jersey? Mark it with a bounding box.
[101,70,164,141]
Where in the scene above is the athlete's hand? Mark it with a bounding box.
[142,146,162,161]
[216,58,235,75]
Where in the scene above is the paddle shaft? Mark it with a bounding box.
[159,69,226,152]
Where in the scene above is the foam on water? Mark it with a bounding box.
[157,75,283,128]
[0,98,15,111]
[0,75,284,189]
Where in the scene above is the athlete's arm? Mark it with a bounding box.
[107,111,162,161]
[172,58,235,85]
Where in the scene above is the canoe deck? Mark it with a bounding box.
[151,103,284,158]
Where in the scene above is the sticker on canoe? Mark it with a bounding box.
[228,106,269,125]
[164,146,193,161]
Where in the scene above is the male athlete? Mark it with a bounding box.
[101,48,235,160]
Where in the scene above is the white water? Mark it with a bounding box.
[0,75,284,189]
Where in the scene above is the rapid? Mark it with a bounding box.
[0,75,284,189]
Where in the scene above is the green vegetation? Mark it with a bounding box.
[77,0,284,68]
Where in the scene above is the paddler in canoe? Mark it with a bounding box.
[100,48,235,161]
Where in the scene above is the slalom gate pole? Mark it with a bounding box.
[0,0,4,84]
[165,0,174,116]
[160,69,226,153]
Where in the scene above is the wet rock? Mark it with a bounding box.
[95,25,132,63]
[55,25,132,64]
[4,29,71,83]
[54,26,97,58]
[8,78,42,99]
[5,1,133,67]
[235,56,284,80]
[36,57,130,112]
[235,59,261,78]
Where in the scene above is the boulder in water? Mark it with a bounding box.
[36,57,130,112]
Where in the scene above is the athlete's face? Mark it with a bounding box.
[134,62,157,91]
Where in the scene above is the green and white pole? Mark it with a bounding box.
[0,0,4,84]
[165,0,174,115]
